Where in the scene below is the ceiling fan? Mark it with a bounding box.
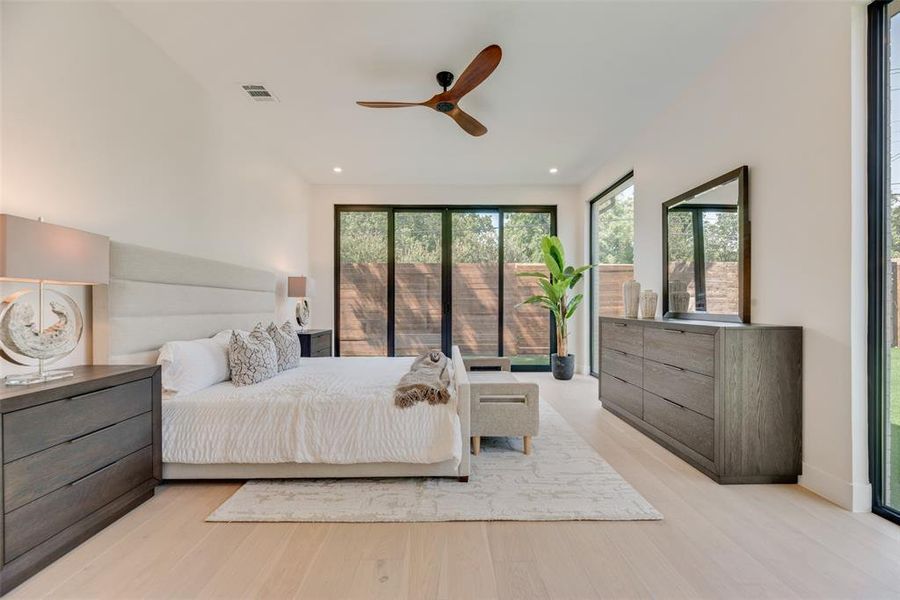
[356,44,502,137]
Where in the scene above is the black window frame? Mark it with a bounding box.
[334,204,558,372]
[588,171,634,377]
[868,0,900,525]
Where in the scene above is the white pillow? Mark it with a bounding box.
[267,321,301,371]
[157,332,231,396]
[228,325,278,387]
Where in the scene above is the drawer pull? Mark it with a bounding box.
[662,362,685,372]
[613,323,627,327]
[663,328,686,334]
[68,460,117,488]
[609,374,627,384]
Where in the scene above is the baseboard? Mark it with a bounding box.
[799,462,872,512]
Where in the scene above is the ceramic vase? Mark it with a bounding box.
[623,280,641,318]
[671,291,690,312]
[668,280,690,312]
[640,290,658,319]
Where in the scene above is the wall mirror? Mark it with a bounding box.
[662,165,749,323]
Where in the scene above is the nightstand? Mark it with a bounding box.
[0,365,162,595]
[298,329,332,357]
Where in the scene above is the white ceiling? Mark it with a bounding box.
[114,1,770,185]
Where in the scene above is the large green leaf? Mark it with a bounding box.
[541,237,563,278]
[566,293,584,319]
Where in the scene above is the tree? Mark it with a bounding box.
[593,191,634,264]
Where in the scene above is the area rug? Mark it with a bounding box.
[207,402,662,522]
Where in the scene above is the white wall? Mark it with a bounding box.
[579,2,867,510]
[306,184,584,365]
[0,1,310,375]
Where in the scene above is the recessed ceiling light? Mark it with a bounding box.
[333,167,343,173]
[549,167,559,174]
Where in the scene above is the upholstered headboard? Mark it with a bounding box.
[93,242,276,365]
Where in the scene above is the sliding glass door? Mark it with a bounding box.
[588,174,635,376]
[451,211,500,357]
[394,211,443,356]
[337,210,388,356]
[870,0,900,523]
[504,211,554,367]
[335,205,556,370]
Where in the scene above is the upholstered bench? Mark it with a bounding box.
[463,357,539,455]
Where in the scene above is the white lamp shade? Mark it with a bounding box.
[0,214,109,284]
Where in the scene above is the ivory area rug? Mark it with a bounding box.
[207,402,662,522]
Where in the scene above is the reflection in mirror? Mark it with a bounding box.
[662,166,748,322]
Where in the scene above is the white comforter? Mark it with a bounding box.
[162,357,461,466]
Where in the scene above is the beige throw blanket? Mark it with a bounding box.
[394,350,451,408]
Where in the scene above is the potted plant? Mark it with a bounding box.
[518,235,591,380]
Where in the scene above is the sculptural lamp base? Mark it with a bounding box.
[0,280,84,386]
[295,298,310,331]
[4,368,73,386]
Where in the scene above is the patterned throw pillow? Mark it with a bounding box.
[267,321,300,372]
[228,325,277,386]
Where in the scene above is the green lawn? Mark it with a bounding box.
[889,349,900,505]
[891,347,900,426]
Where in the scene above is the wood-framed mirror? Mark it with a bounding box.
[662,165,749,323]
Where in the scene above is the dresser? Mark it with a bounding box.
[0,365,161,594]
[298,329,332,357]
[598,316,802,484]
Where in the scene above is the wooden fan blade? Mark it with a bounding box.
[356,101,423,108]
[448,44,502,101]
[447,107,487,137]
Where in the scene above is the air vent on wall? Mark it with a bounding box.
[241,84,278,102]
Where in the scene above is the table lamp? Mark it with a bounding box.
[288,276,310,330]
[0,215,109,385]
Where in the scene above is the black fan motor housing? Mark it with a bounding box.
[436,71,454,91]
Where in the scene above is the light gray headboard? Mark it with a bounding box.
[93,242,276,365]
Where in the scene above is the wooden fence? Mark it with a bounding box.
[339,263,551,358]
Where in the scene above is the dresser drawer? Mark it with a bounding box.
[643,391,714,460]
[644,327,715,376]
[601,321,643,356]
[311,348,331,358]
[4,413,152,512]
[600,347,642,387]
[311,333,331,354]
[4,446,153,562]
[643,359,715,418]
[600,373,643,419]
[4,379,152,463]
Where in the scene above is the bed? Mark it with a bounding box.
[92,242,471,481]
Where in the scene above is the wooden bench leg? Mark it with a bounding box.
[523,436,532,455]
[472,436,481,455]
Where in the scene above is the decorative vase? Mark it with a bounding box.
[640,290,658,319]
[551,353,575,380]
[670,291,690,313]
[623,280,641,318]
[668,281,689,312]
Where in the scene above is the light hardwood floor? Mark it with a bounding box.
[10,374,900,599]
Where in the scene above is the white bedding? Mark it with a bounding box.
[162,356,461,466]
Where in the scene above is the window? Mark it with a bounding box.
[335,205,557,371]
[869,0,900,523]
[589,174,635,376]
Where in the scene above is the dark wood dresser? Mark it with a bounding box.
[298,329,332,358]
[598,316,802,484]
[0,365,161,595]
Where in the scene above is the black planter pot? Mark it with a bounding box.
[551,353,575,380]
